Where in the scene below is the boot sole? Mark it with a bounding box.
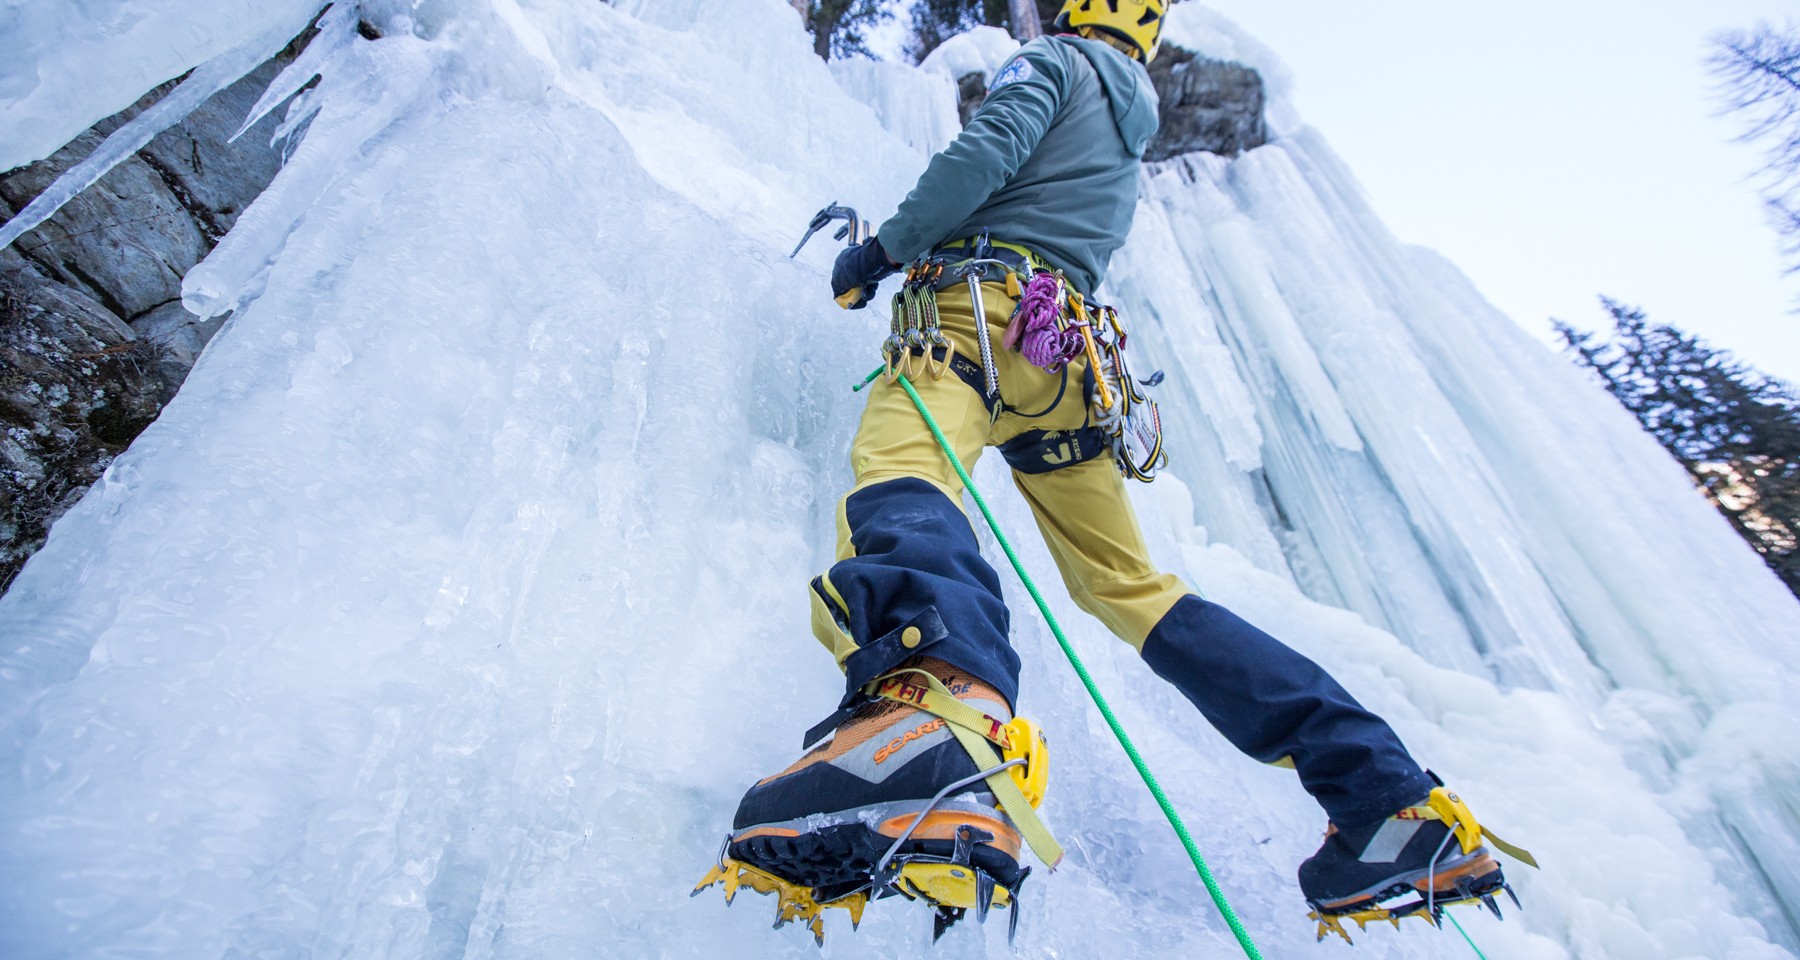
[729,798,1025,901]
[1313,848,1503,914]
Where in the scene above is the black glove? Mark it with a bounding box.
[831,236,900,310]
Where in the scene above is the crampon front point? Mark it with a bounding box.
[1307,868,1521,944]
[693,822,1027,946]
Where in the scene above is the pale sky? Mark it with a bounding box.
[871,1,1800,384]
[1190,0,1800,384]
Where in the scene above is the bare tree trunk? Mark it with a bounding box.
[1010,0,1043,40]
[813,9,833,60]
[790,0,808,19]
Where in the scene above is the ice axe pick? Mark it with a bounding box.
[790,201,874,309]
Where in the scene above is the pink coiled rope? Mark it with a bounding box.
[1005,270,1087,371]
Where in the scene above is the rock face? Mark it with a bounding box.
[957,72,989,128]
[1143,44,1266,162]
[953,42,1266,160]
[0,48,300,592]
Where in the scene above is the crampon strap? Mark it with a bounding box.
[865,667,1065,870]
[1427,786,1538,868]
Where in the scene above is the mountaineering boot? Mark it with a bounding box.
[1300,780,1536,943]
[694,657,1059,944]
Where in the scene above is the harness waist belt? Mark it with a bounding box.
[925,241,1044,293]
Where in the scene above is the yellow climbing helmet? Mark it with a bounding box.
[1054,0,1166,64]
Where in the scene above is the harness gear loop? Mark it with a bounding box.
[991,259,1167,481]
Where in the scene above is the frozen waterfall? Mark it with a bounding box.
[1,1,1796,957]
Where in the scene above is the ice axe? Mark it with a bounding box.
[790,201,874,309]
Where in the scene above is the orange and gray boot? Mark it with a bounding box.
[693,659,1060,944]
[1300,777,1538,943]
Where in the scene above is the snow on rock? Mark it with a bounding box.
[1160,4,1301,139]
[919,25,1021,86]
[0,0,1796,957]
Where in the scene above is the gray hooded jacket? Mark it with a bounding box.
[875,35,1159,296]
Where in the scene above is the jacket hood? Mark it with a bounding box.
[1058,35,1159,158]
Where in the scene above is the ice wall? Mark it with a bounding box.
[1,0,1796,958]
[0,0,327,173]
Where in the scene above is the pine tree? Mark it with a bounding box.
[1711,22,1800,292]
[798,0,892,61]
[1555,299,1800,597]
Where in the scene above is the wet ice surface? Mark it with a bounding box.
[1,1,1797,957]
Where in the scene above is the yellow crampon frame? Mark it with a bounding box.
[693,668,1061,945]
[1307,787,1537,944]
[692,858,866,946]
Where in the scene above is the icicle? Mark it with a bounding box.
[231,3,359,145]
[182,32,445,320]
[0,5,324,254]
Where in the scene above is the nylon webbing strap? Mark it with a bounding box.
[868,668,1065,869]
[1479,829,1537,868]
[947,722,1066,869]
[869,669,1009,747]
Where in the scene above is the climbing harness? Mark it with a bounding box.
[1089,303,1167,482]
[693,665,1060,945]
[870,227,1170,481]
[1000,264,1168,481]
[1306,785,1537,946]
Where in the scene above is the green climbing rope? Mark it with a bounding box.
[868,366,1265,960]
[1446,910,1491,958]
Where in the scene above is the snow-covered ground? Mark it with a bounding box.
[2,1,1797,957]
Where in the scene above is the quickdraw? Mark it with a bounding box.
[884,260,953,382]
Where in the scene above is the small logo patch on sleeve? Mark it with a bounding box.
[989,57,1034,91]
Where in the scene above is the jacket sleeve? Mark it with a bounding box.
[875,40,1070,263]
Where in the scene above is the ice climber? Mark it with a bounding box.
[697,0,1531,943]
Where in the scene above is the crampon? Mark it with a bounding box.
[1304,785,1538,945]
[1308,865,1522,944]
[694,820,1028,946]
[694,663,1060,945]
